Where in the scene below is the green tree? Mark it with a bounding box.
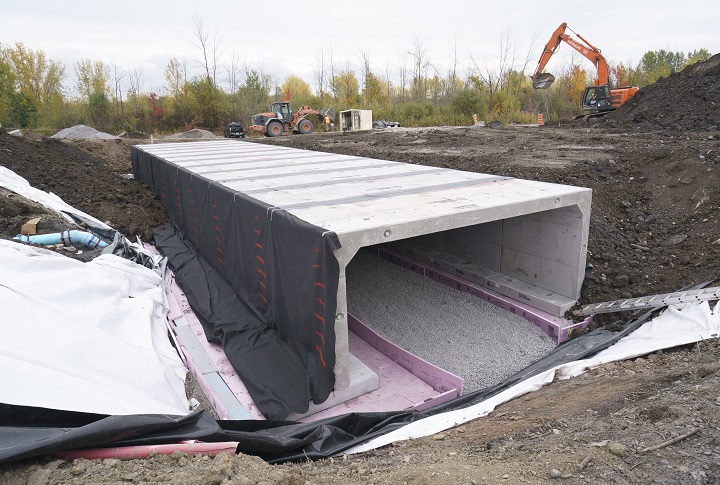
[639,49,686,84]
[2,42,65,127]
[238,68,271,119]
[75,58,111,127]
[450,90,485,118]
[8,91,38,127]
[684,48,712,67]
[331,69,359,107]
[164,58,187,97]
[0,54,16,125]
[186,75,222,128]
[362,71,387,108]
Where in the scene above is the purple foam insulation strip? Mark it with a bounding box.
[348,314,463,395]
[166,288,184,321]
[294,333,452,422]
[377,248,578,344]
[412,389,459,412]
[558,317,593,342]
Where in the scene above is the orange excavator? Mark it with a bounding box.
[531,22,638,118]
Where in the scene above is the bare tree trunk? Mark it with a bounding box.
[409,36,430,102]
[192,15,221,85]
[314,44,328,101]
[359,51,371,107]
[398,51,409,103]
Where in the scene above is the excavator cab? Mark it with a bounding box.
[581,85,612,113]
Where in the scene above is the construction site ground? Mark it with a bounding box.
[1,121,720,484]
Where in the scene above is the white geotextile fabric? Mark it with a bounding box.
[346,301,720,454]
[0,240,190,415]
[0,165,112,232]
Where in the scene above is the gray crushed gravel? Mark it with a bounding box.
[51,124,119,140]
[165,129,218,139]
[346,250,557,393]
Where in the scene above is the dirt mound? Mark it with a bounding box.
[606,54,720,131]
[0,130,167,240]
[51,124,120,140]
[165,129,218,140]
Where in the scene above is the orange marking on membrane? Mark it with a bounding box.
[312,264,321,268]
[259,294,268,304]
[315,345,326,368]
[253,229,261,235]
[216,247,224,254]
[314,298,325,307]
[214,236,222,244]
[255,243,263,250]
[258,280,266,290]
[214,225,222,233]
[314,330,325,345]
[313,313,326,326]
[313,282,325,288]
[256,255,265,265]
[257,268,266,278]
[215,257,225,266]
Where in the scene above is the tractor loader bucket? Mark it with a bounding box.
[319,108,336,120]
[532,73,556,89]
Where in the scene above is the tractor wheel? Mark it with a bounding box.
[266,121,283,137]
[297,119,313,135]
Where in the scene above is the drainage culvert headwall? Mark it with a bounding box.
[132,140,592,418]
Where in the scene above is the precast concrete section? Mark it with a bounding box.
[135,139,592,394]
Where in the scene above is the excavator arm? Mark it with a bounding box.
[531,22,610,89]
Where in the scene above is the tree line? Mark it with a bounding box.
[0,27,712,134]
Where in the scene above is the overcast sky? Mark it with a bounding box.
[2,1,718,96]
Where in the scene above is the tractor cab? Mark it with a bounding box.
[581,85,612,113]
[271,102,293,122]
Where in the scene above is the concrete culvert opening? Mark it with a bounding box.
[132,139,592,418]
[346,248,558,393]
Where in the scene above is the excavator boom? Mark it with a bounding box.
[531,22,609,89]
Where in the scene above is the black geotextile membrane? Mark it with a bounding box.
[131,146,341,420]
[0,309,657,465]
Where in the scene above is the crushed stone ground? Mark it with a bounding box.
[51,124,120,140]
[347,250,556,392]
[165,128,218,140]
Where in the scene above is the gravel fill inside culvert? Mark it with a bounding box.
[346,250,557,393]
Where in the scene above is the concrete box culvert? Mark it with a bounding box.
[132,140,591,408]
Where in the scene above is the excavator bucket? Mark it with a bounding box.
[532,73,556,89]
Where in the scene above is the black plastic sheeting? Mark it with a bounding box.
[0,309,659,466]
[154,226,336,420]
[131,147,341,420]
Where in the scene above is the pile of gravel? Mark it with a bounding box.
[346,250,556,393]
[165,129,218,140]
[51,124,119,140]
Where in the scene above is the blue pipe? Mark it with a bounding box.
[15,230,108,249]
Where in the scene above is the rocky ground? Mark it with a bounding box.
[1,54,720,484]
